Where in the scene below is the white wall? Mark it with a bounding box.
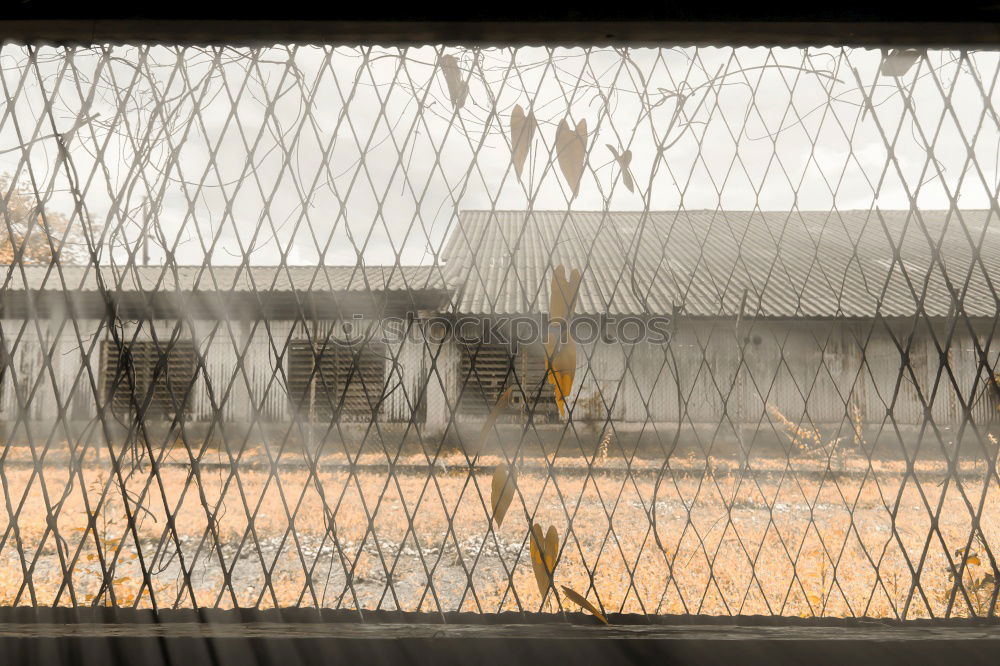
[421,319,1000,432]
[0,316,996,434]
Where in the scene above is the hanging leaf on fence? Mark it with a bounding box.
[478,385,513,450]
[546,265,582,417]
[549,265,578,322]
[482,385,516,526]
[561,585,609,624]
[879,49,924,78]
[438,54,469,110]
[529,523,559,600]
[510,105,536,181]
[555,118,587,196]
[490,464,516,528]
[606,144,634,192]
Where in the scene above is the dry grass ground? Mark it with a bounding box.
[0,443,998,619]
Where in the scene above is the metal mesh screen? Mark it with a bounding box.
[0,42,998,620]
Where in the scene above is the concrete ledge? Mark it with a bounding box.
[1,609,998,665]
[1,620,1000,641]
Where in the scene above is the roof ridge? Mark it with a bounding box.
[446,209,999,317]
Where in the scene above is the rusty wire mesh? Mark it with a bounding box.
[0,42,998,620]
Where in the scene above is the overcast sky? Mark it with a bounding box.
[0,44,996,268]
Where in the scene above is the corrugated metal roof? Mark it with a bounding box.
[441,210,1000,318]
[0,265,448,295]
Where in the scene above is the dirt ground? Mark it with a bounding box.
[0,441,998,619]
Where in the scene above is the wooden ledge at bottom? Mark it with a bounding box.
[0,620,997,640]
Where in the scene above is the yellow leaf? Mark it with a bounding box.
[546,266,581,417]
[555,118,587,196]
[510,105,536,181]
[561,585,608,624]
[545,527,557,570]
[967,555,981,566]
[529,523,558,600]
[490,464,516,528]
[546,359,575,418]
[113,576,131,584]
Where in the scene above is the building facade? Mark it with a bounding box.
[0,210,998,451]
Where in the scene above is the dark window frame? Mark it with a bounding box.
[100,338,197,421]
[286,339,387,422]
[457,340,559,423]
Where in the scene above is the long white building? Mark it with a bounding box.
[1,210,998,454]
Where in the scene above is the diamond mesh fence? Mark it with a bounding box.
[0,42,998,620]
